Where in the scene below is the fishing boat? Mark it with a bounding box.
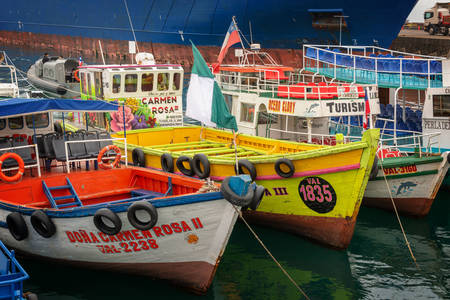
[0,98,257,294]
[27,56,81,99]
[112,126,379,249]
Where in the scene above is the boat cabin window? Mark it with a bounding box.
[8,117,23,130]
[224,94,233,112]
[25,113,49,129]
[81,72,88,95]
[173,73,181,91]
[94,72,103,99]
[240,103,255,123]
[125,74,137,92]
[157,73,169,91]
[112,74,121,93]
[141,73,154,91]
[0,119,5,130]
[433,95,450,117]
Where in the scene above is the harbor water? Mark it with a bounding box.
[2,47,450,300]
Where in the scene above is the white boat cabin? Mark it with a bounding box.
[215,64,380,144]
[79,59,184,130]
[423,87,450,151]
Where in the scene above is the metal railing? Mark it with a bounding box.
[0,144,41,177]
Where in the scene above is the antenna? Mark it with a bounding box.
[123,0,140,53]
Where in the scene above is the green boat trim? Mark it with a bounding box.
[380,155,443,168]
[373,169,439,181]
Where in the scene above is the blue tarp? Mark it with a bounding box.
[0,98,119,118]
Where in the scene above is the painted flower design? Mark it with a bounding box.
[133,114,148,129]
[110,106,134,132]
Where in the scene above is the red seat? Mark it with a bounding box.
[277,85,289,98]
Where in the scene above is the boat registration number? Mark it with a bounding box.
[383,165,417,175]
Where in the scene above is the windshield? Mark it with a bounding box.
[424,12,433,19]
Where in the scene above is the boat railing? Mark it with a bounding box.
[268,127,361,145]
[64,137,127,174]
[0,240,29,287]
[378,132,441,157]
[0,144,41,177]
[302,45,445,89]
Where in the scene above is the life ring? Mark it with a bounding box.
[97,145,121,169]
[132,148,146,167]
[274,158,295,178]
[30,210,56,238]
[192,153,210,179]
[369,156,379,180]
[0,153,25,183]
[93,208,122,235]
[235,159,257,181]
[127,201,158,231]
[249,185,265,211]
[161,153,174,173]
[73,69,80,82]
[220,176,254,207]
[6,212,28,241]
[176,156,194,177]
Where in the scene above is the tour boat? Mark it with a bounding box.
[0,98,257,294]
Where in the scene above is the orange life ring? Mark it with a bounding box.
[74,70,80,82]
[97,145,121,169]
[0,153,25,183]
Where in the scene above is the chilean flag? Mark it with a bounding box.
[212,20,241,73]
[363,87,370,129]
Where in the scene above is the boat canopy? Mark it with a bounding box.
[0,98,118,118]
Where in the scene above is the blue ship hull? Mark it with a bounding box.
[1,0,416,49]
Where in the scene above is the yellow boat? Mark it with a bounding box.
[113,126,379,249]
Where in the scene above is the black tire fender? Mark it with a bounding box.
[176,156,195,177]
[132,148,146,167]
[274,158,295,178]
[6,212,28,241]
[369,156,379,180]
[31,210,56,238]
[127,201,158,231]
[235,159,257,181]
[220,177,255,206]
[93,208,122,235]
[250,185,265,210]
[192,153,211,179]
[161,153,174,173]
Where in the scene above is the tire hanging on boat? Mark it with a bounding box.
[30,210,56,238]
[161,153,174,173]
[127,201,158,231]
[6,212,28,241]
[176,156,195,177]
[220,177,255,207]
[369,156,379,180]
[132,148,146,167]
[93,208,122,235]
[235,159,257,181]
[249,185,265,211]
[274,158,295,178]
[192,153,210,179]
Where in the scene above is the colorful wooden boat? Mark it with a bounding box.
[0,98,255,294]
[113,126,379,249]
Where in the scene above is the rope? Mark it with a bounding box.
[378,157,420,269]
[232,205,311,300]
[123,0,140,53]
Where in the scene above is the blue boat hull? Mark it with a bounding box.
[1,0,416,49]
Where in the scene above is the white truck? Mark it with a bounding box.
[424,2,450,35]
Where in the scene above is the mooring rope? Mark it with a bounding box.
[232,205,311,300]
[378,157,420,269]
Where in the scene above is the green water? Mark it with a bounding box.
[2,46,449,300]
[21,190,449,300]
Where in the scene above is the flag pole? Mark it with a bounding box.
[232,16,246,50]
